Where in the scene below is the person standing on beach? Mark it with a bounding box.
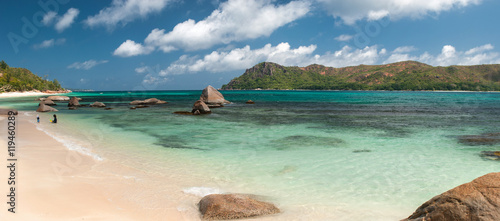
[52,114,57,123]
[37,114,40,123]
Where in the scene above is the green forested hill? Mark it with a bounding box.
[222,61,500,91]
[0,60,63,92]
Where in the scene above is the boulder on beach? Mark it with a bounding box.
[46,95,70,101]
[0,109,18,115]
[200,85,230,107]
[37,102,58,112]
[192,100,211,115]
[199,194,280,220]
[129,98,167,105]
[90,101,106,108]
[68,97,81,107]
[402,172,500,221]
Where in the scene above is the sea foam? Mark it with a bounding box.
[26,112,104,161]
[182,187,223,197]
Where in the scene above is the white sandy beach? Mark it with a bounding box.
[0,91,56,98]
[0,114,200,220]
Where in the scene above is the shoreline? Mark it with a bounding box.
[1,91,496,220]
[220,88,500,92]
[0,90,71,98]
[0,112,192,220]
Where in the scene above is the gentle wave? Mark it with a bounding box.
[182,187,223,197]
[25,112,104,161]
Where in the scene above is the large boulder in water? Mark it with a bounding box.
[129,98,167,105]
[46,95,70,101]
[90,101,106,108]
[192,100,211,115]
[144,98,167,104]
[68,97,81,107]
[199,194,280,220]
[403,172,500,221]
[200,85,230,107]
[37,102,58,112]
[42,99,56,106]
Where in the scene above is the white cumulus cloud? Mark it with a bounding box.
[115,0,311,56]
[159,43,385,76]
[162,42,500,76]
[335,34,353,42]
[55,8,79,32]
[135,66,149,74]
[42,11,57,25]
[465,44,494,55]
[113,40,155,57]
[42,8,79,32]
[393,46,417,54]
[68,60,109,70]
[84,0,174,30]
[33,38,66,49]
[316,0,481,24]
[384,44,500,66]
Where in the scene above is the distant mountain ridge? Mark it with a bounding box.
[221,61,500,91]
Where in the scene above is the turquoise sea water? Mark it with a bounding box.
[2,90,500,220]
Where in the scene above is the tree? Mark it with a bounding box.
[0,60,8,70]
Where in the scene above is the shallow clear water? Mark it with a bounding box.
[2,90,500,220]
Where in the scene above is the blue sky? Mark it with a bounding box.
[1,0,500,90]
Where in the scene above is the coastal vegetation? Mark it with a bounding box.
[222,61,500,91]
[0,60,64,92]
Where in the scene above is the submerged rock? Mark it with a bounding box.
[90,101,106,108]
[480,151,500,161]
[68,97,81,107]
[403,172,500,221]
[192,100,211,115]
[271,135,344,150]
[277,165,297,175]
[68,107,77,110]
[199,194,280,220]
[200,85,230,107]
[173,111,193,115]
[129,98,167,105]
[246,100,255,104]
[458,132,500,146]
[46,95,70,101]
[37,102,58,112]
[353,149,372,153]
